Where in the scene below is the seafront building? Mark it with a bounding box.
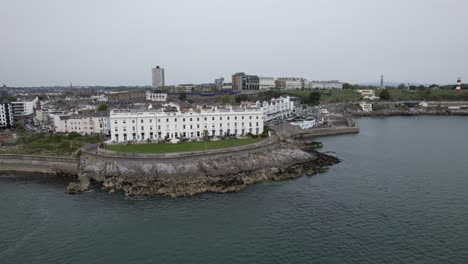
[357,90,380,101]
[54,111,110,135]
[110,103,264,142]
[258,96,295,122]
[152,66,165,88]
[359,102,373,112]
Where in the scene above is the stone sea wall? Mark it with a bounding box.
[77,136,339,197]
[0,154,78,175]
[1,135,341,197]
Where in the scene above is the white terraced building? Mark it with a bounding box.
[257,96,295,122]
[145,90,168,102]
[53,111,110,135]
[110,103,264,142]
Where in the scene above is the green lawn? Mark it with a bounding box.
[285,89,468,104]
[386,89,468,101]
[286,90,361,104]
[105,138,265,153]
[16,132,103,156]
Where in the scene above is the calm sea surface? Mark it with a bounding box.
[1,116,468,264]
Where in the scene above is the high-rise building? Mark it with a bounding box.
[152,66,165,88]
[380,75,384,89]
[0,98,14,129]
[232,72,260,90]
[215,78,224,90]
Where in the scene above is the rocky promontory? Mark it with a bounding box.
[79,141,340,197]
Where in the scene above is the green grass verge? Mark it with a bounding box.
[285,90,361,104]
[386,89,468,101]
[12,124,103,156]
[105,138,265,154]
[284,89,468,104]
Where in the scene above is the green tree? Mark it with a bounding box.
[379,89,391,100]
[7,96,17,102]
[235,94,250,103]
[97,104,108,111]
[308,91,321,105]
[342,83,354,90]
[179,92,187,101]
[397,83,406,89]
[218,94,232,104]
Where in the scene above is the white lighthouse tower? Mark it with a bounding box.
[456,77,462,91]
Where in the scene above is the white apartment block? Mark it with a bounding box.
[110,103,264,142]
[0,101,14,129]
[11,96,39,117]
[257,96,295,122]
[54,111,110,135]
[259,77,276,90]
[309,81,343,90]
[145,91,168,102]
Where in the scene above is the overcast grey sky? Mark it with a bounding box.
[1,0,467,87]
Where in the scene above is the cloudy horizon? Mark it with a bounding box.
[1,0,467,87]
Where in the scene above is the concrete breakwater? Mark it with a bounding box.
[0,136,340,197]
[274,122,360,139]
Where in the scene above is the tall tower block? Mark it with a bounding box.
[380,75,384,89]
[152,66,165,88]
[456,77,462,91]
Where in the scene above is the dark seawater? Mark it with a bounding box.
[1,116,468,264]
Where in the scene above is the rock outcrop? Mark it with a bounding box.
[80,142,340,198]
[66,173,90,194]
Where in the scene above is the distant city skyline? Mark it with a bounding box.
[1,0,467,87]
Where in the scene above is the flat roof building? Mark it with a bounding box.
[232,73,260,91]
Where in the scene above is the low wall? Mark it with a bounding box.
[95,136,277,159]
[79,136,286,179]
[294,126,360,138]
[0,154,78,174]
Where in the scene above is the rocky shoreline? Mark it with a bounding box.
[70,141,340,198]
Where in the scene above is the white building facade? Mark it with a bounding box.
[309,81,343,90]
[11,96,39,117]
[276,78,307,90]
[145,91,168,102]
[110,104,264,142]
[359,102,373,112]
[257,96,295,122]
[259,77,276,90]
[54,112,110,135]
